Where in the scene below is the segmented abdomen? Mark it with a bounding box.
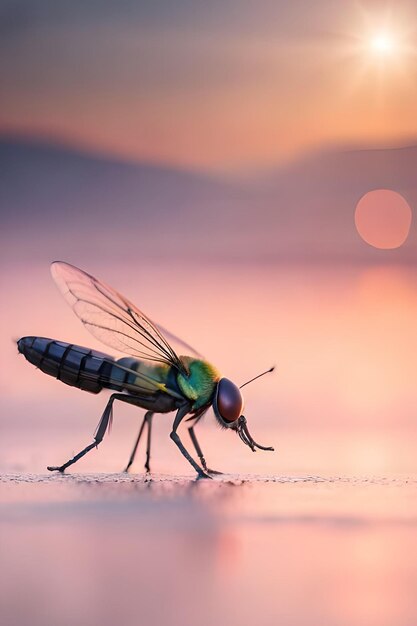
[17,336,117,394]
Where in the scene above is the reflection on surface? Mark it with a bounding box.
[0,476,416,626]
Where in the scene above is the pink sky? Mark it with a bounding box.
[2,1,417,170]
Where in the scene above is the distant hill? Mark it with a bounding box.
[0,135,242,263]
[1,135,416,265]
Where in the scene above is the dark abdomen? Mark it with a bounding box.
[17,336,116,394]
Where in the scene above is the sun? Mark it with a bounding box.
[370,33,395,56]
[347,9,413,70]
[343,12,414,90]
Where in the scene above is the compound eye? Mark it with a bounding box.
[216,378,243,423]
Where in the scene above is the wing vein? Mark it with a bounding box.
[50,262,199,376]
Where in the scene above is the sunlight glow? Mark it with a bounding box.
[344,9,415,93]
[370,33,395,55]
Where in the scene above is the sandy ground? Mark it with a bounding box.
[1,472,416,626]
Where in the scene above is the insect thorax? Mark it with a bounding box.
[177,357,221,410]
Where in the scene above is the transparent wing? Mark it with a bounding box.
[51,262,201,375]
[156,323,202,360]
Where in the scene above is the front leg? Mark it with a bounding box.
[170,404,211,479]
[188,419,222,475]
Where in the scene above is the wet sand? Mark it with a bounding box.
[1,473,416,626]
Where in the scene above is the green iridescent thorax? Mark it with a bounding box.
[177,357,221,410]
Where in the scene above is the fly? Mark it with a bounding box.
[17,262,274,478]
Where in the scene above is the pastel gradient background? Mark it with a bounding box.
[0,2,416,626]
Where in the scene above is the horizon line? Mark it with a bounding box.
[2,126,417,177]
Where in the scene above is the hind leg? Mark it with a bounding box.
[47,393,146,473]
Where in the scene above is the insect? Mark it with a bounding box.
[17,262,274,478]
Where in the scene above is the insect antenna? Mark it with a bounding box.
[239,366,275,389]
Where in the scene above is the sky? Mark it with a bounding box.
[2,0,417,170]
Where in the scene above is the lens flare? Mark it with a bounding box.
[355,189,412,250]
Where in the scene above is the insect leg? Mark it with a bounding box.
[123,411,153,473]
[170,405,211,479]
[188,417,223,475]
[47,393,141,473]
[144,412,153,473]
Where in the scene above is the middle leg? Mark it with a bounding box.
[124,410,153,473]
[144,412,153,472]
